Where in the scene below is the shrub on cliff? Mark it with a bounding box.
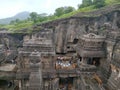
[93,0,106,8]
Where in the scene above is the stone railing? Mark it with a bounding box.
[16,71,30,79]
[0,71,16,80]
[56,69,77,74]
[78,65,97,72]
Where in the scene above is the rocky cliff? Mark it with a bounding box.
[39,4,120,54]
[39,4,120,90]
[0,4,120,90]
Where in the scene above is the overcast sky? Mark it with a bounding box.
[0,0,82,19]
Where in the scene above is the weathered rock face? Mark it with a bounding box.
[55,22,68,53]
[53,11,120,53]
[107,40,120,90]
[0,4,120,90]
[0,33,24,49]
[39,4,120,90]
[0,33,24,64]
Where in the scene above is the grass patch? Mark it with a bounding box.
[37,5,97,24]
[0,0,120,33]
[105,0,120,5]
[0,21,33,33]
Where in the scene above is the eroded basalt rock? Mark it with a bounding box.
[0,4,120,90]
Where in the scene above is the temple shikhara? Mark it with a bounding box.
[0,4,120,90]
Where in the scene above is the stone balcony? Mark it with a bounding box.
[0,64,17,80]
[16,71,30,79]
[0,71,16,80]
[42,65,96,78]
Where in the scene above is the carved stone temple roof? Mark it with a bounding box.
[23,38,53,47]
[20,37,55,56]
[77,33,106,57]
[80,33,105,42]
[0,64,17,72]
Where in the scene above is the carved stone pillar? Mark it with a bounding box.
[19,80,22,90]
[28,51,42,90]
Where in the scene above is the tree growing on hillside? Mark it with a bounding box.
[78,0,92,8]
[15,19,20,23]
[54,6,75,17]
[54,7,65,17]
[64,6,75,14]
[83,0,92,7]
[93,0,105,8]
[10,19,20,24]
[30,12,38,23]
[38,13,48,22]
[10,20,15,24]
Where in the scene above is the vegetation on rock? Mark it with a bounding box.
[0,0,119,33]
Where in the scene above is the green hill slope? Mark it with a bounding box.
[0,0,120,33]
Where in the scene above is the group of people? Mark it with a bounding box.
[56,56,72,69]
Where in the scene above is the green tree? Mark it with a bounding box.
[15,19,20,23]
[54,6,75,17]
[10,20,15,24]
[64,6,75,14]
[93,0,105,8]
[54,7,65,17]
[38,14,48,22]
[78,0,92,8]
[30,12,38,23]
[10,19,20,24]
[83,0,92,6]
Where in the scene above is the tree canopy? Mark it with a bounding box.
[78,0,106,8]
[30,12,38,23]
[54,6,75,17]
[81,0,92,8]
[93,0,105,8]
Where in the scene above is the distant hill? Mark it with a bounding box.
[0,11,30,24]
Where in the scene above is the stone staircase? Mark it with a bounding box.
[29,69,42,90]
[97,67,111,84]
[107,72,120,90]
